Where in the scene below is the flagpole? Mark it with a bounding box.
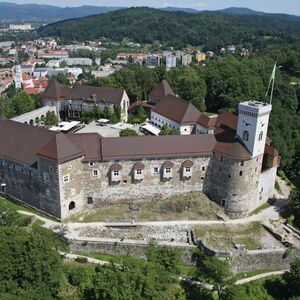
[270,71,275,104]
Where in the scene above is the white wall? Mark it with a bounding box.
[236,102,272,158]
[151,111,194,135]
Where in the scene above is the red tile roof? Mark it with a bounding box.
[152,94,201,124]
[43,79,125,106]
[38,133,84,164]
[149,80,175,99]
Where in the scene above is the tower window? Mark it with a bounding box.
[241,161,244,166]
[258,131,263,141]
[242,130,249,141]
[239,171,243,176]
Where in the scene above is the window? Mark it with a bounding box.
[241,161,244,166]
[185,167,191,173]
[87,197,93,204]
[243,130,249,141]
[44,172,49,182]
[89,162,94,167]
[136,169,142,175]
[154,167,159,173]
[228,175,231,178]
[201,177,205,180]
[49,166,54,172]
[202,166,206,171]
[93,170,98,176]
[220,156,223,162]
[63,175,69,183]
[69,201,75,210]
[165,168,171,173]
[258,131,263,141]
[239,171,243,176]
[113,170,119,176]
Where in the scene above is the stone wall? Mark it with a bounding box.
[0,156,61,218]
[231,248,300,273]
[257,167,277,203]
[205,153,263,218]
[69,239,196,265]
[59,156,211,219]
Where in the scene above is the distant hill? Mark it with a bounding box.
[38,7,300,49]
[217,7,300,22]
[160,7,199,14]
[0,2,122,22]
[217,7,264,15]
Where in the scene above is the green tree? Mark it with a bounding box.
[284,259,300,297]
[11,92,35,116]
[44,111,59,126]
[146,243,181,274]
[193,248,232,299]
[0,226,63,299]
[119,128,138,137]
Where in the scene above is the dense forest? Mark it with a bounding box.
[38,7,300,49]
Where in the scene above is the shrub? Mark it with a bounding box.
[75,256,88,263]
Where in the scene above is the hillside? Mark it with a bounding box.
[0,2,122,22]
[38,7,300,49]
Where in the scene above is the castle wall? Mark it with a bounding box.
[0,156,61,218]
[204,153,263,218]
[59,156,211,219]
[257,167,277,205]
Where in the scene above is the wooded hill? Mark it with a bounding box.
[38,7,300,49]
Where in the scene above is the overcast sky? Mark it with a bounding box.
[5,0,300,15]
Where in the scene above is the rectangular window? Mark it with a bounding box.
[49,166,54,172]
[63,175,69,183]
[43,172,49,182]
[87,197,93,204]
[202,166,206,171]
[185,167,191,172]
[113,170,119,176]
[241,161,244,166]
[93,170,98,176]
[154,167,159,173]
[165,168,171,173]
[136,169,142,175]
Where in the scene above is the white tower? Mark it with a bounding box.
[14,64,22,89]
[236,100,272,158]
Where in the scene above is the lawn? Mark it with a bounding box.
[194,222,268,251]
[67,192,224,223]
[0,196,57,222]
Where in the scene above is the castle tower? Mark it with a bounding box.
[14,64,22,89]
[236,100,272,158]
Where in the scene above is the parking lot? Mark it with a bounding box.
[77,121,142,137]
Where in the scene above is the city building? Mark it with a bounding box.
[166,55,176,70]
[42,80,130,122]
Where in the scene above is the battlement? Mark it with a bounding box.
[239,101,272,116]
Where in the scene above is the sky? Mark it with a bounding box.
[5,0,300,15]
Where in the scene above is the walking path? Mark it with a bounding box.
[235,270,289,285]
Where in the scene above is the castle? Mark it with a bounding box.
[0,82,280,220]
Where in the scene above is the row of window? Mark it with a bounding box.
[239,110,258,118]
[0,160,33,176]
[63,165,207,184]
[242,130,263,142]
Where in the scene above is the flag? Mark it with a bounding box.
[265,62,277,98]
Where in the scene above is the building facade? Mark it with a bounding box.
[0,100,279,220]
[42,80,130,122]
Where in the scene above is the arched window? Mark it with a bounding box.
[69,201,75,210]
[258,131,263,141]
[242,130,249,141]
